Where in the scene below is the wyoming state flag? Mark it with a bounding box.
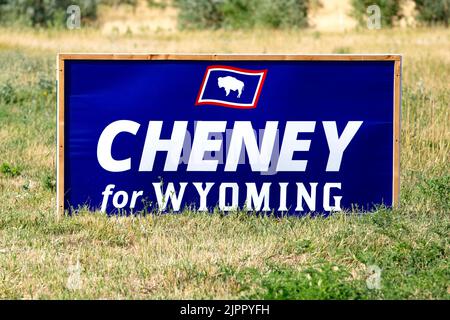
[196,65,267,109]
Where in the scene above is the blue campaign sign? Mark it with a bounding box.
[57,54,401,216]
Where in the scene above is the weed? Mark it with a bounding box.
[1,162,21,177]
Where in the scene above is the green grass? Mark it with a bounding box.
[0,27,449,299]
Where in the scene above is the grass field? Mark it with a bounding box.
[0,26,448,299]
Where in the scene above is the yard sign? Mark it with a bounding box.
[57,54,401,216]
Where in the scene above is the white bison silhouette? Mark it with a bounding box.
[218,76,244,98]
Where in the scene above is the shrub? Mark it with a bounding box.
[413,0,449,27]
[253,0,309,28]
[221,0,254,29]
[147,0,168,8]
[0,0,98,27]
[351,0,403,27]
[174,0,310,29]
[175,0,224,29]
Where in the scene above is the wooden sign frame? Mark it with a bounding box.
[57,54,402,216]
